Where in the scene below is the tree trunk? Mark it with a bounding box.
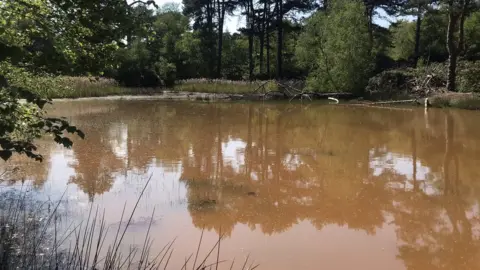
[413,4,422,67]
[266,22,271,78]
[216,0,226,78]
[459,0,469,55]
[447,0,460,92]
[217,24,223,78]
[127,32,132,47]
[259,1,268,75]
[248,0,254,81]
[259,32,265,75]
[276,0,283,80]
[207,1,215,79]
[447,49,458,92]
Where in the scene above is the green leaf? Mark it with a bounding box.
[0,150,12,161]
[61,137,73,148]
[66,126,77,133]
[76,130,85,139]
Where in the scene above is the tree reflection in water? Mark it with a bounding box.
[4,100,480,269]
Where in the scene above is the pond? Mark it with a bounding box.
[2,99,480,270]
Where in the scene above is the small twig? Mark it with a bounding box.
[253,81,269,93]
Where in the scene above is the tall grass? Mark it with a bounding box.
[42,77,165,99]
[32,77,270,98]
[49,78,276,98]
[429,92,480,110]
[15,71,288,98]
[0,178,258,269]
[174,79,278,94]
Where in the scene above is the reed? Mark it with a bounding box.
[0,178,258,269]
[174,79,277,94]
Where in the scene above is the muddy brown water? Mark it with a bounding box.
[3,99,480,270]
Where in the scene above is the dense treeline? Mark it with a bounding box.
[1,0,480,160]
[1,0,479,88]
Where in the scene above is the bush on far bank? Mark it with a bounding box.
[366,61,480,100]
[458,61,480,93]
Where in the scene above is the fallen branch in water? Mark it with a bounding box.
[328,97,339,103]
[343,103,415,111]
[366,99,417,105]
[334,98,421,111]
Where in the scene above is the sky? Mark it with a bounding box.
[149,0,405,32]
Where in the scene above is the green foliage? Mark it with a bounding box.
[458,61,480,92]
[365,60,480,99]
[114,6,198,86]
[418,10,449,62]
[366,62,450,99]
[389,20,416,61]
[389,10,448,63]
[0,0,123,75]
[222,34,249,80]
[366,69,416,99]
[372,26,395,73]
[429,93,480,109]
[296,0,373,94]
[175,32,205,79]
[1,0,479,101]
[0,63,83,161]
[465,11,480,60]
[0,62,69,98]
[116,41,161,87]
[0,64,139,99]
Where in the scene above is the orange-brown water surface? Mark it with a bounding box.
[3,100,480,270]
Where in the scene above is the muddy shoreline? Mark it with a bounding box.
[52,90,355,102]
[52,90,480,110]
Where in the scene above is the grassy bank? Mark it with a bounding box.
[33,77,165,99]
[54,78,277,98]
[7,68,480,110]
[173,79,277,94]
[14,75,278,99]
[428,92,480,110]
[365,61,480,110]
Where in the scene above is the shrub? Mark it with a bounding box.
[413,62,447,88]
[458,61,480,93]
[366,62,450,100]
[429,92,480,109]
[296,0,373,94]
[366,69,415,99]
[116,63,161,87]
[0,62,84,161]
[115,42,162,88]
[0,62,70,98]
[155,59,177,88]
